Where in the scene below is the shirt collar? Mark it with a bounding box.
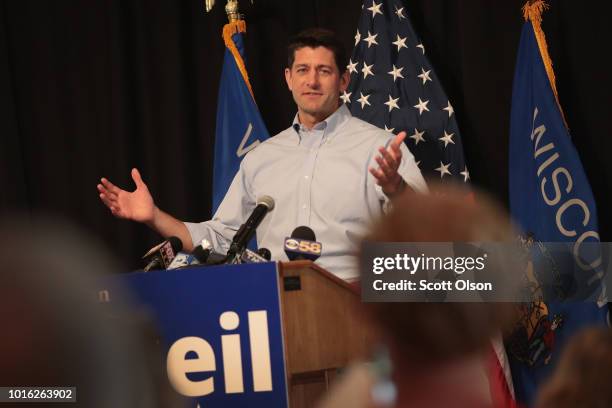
[291,104,352,144]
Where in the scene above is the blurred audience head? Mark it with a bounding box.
[536,326,612,408]
[0,214,184,407]
[362,185,516,365]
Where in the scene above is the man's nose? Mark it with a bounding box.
[305,71,320,88]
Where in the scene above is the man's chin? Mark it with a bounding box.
[299,104,338,119]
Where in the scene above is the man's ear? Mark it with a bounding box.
[339,69,350,93]
[285,67,293,91]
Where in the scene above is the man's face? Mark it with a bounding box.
[285,46,349,124]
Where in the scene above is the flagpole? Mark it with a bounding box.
[204,0,216,13]
[522,0,567,127]
[210,0,269,213]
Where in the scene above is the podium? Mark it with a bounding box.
[278,261,373,407]
[102,261,373,407]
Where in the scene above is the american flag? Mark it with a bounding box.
[346,0,469,183]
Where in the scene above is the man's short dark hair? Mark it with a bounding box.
[287,28,348,73]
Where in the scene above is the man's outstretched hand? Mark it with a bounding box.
[97,168,156,223]
[369,131,407,197]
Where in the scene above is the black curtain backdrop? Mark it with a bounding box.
[1,0,611,270]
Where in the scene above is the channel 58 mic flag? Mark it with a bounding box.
[347,0,468,184]
[507,1,608,406]
[213,21,269,211]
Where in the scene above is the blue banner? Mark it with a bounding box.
[213,23,269,212]
[508,20,607,406]
[119,263,288,408]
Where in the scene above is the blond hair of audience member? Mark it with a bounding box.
[318,186,516,408]
[536,327,612,408]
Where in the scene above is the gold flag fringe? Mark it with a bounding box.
[222,20,255,100]
[522,0,567,127]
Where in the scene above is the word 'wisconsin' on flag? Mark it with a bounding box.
[507,1,608,406]
[346,0,468,183]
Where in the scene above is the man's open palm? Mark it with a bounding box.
[97,168,155,223]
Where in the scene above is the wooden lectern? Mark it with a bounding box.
[278,261,374,407]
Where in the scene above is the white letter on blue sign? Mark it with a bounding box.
[166,337,216,397]
[248,311,273,391]
[220,311,244,393]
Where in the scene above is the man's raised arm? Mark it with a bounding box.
[97,168,194,251]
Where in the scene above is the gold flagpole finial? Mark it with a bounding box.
[225,0,242,22]
[206,0,254,21]
[204,0,215,13]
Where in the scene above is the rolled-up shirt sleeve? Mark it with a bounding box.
[184,159,256,254]
[396,142,428,193]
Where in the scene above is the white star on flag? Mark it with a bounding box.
[361,62,374,79]
[387,64,404,82]
[347,1,468,184]
[357,92,371,109]
[392,35,408,52]
[395,6,406,20]
[340,91,351,104]
[460,167,470,182]
[367,1,383,18]
[384,95,400,112]
[413,98,429,115]
[443,101,454,117]
[354,30,361,46]
[435,161,452,178]
[439,131,455,147]
[384,125,395,133]
[363,31,379,48]
[409,129,426,145]
[417,67,432,85]
[347,59,358,74]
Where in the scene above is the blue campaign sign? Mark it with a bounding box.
[119,262,288,408]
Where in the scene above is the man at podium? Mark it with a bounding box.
[97,28,426,280]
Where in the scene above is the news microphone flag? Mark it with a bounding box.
[347,0,468,184]
[213,20,269,212]
[507,2,608,405]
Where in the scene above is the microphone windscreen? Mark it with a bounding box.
[257,195,275,211]
[256,247,272,261]
[167,236,183,253]
[291,226,316,241]
[192,245,211,263]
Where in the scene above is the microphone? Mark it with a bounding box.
[291,226,316,241]
[227,195,275,260]
[166,238,232,269]
[284,226,322,261]
[240,248,270,264]
[142,236,182,272]
[166,252,193,270]
[257,247,272,261]
[192,240,212,264]
[193,239,226,266]
[167,239,212,270]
